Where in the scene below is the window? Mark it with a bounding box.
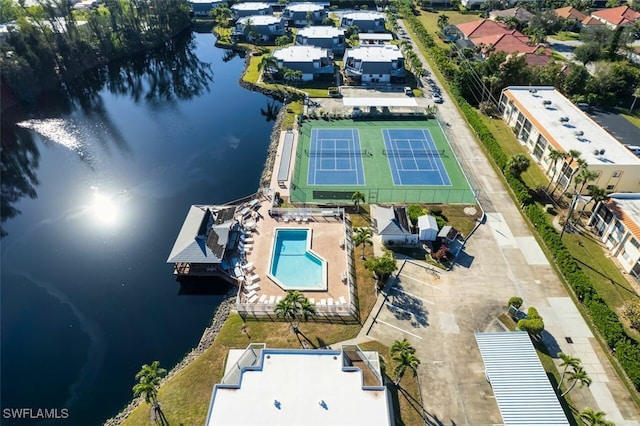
[622,249,631,262]
[612,171,622,178]
[607,184,615,190]
[631,238,640,249]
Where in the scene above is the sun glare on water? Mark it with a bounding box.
[90,187,126,227]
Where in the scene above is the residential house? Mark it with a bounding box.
[343,45,406,83]
[554,6,587,28]
[358,33,393,45]
[166,205,238,276]
[296,26,346,55]
[591,6,640,29]
[188,0,227,17]
[272,45,334,81]
[231,2,272,20]
[232,15,286,42]
[581,15,606,28]
[589,194,640,279]
[489,7,534,25]
[499,86,640,194]
[282,2,328,27]
[205,344,394,426]
[370,205,418,245]
[340,11,386,33]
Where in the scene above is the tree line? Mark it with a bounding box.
[1,0,192,105]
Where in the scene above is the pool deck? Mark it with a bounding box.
[236,199,352,315]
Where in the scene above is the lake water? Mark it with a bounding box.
[1,32,275,425]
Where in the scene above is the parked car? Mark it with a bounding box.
[404,87,413,96]
[433,96,443,104]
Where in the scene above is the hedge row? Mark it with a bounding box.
[401,9,640,392]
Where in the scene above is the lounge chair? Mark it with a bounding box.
[275,295,283,303]
[338,296,347,305]
[309,298,315,305]
[245,283,260,292]
[283,215,290,223]
[258,294,267,303]
[327,297,334,306]
[268,295,276,304]
[245,289,257,299]
[295,214,301,223]
[319,299,326,306]
[247,294,259,303]
[248,274,260,283]
[241,262,254,271]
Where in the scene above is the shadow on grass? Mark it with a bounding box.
[572,257,638,298]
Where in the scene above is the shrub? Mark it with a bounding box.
[518,318,544,336]
[622,300,640,331]
[527,306,541,319]
[508,297,523,309]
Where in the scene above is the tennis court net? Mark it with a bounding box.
[305,149,371,157]
[383,149,445,157]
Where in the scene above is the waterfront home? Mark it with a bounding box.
[343,45,406,83]
[272,46,334,81]
[499,86,640,193]
[232,15,286,43]
[340,11,386,33]
[488,7,534,25]
[166,205,237,276]
[589,194,640,280]
[282,2,328,27]
[295,26,346,55]
[231,2,272,20]
[188,0,227,17]
[205,344,394,426]
[370,205,417,246]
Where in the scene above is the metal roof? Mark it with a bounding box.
[475,332,569,426]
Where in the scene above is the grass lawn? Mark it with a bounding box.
[562,233,640,341]
[415,10,481,48]
[122,229,379,426]
[359,341,425,426]
[282,100,303,130]
[552,31,580,41]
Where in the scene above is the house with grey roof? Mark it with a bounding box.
[232,15,286,42]
[296,26,346,55]
[343,45,406,83]
[282,2,328,27]
[188,0,227,17]
[370,205,417,245]
[231,2,272,19]
[167,205,237,276]
[340,11,386,33]
[272,46,334,81]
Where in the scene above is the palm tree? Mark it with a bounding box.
[437,13,449,30]
[258,54,279,81]
[554,150,583,195]
[392,350,421,386]
[573,168,599,196]
[580,186,607,217]
[506,153,531,178]
[353,227,373,260]
[274,290,315,333]
[351,191,365,212]
[557,352,581,390]
[133,361,167,420]
[391,338,416,357]
[561,366,592,397]
[546,148,566,191]
[579,408,615,426]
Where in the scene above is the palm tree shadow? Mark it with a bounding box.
[295,329,317,349]
[152,403,170,426]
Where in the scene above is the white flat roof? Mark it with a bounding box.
[298,26,344,38]
[345,45,403,61]
[475,332,569,426]
[273,45,328,62]
[503,86,640,166]
[359,33,393,41]
[232,1,270,10]
[238,15,281,25]
[342,11,385,20]
[608,193,640,225]
[207,348,392,426]
[286,2,325,12]
[343,97,418,107]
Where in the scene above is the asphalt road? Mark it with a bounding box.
[587,108,640,147]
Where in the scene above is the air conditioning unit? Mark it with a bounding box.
[574,130,584,137]
[559,117,570,123]
[542,100,552,106]
[600,149,605,156]
[529,88,537,94]
[593,149,600,156]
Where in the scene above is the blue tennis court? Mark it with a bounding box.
[307,129,366,186]
[382,129,451,186]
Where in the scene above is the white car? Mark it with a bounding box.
[433,96,443,104]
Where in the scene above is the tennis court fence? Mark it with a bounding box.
[305,149,372,157]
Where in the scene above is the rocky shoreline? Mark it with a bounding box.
[104,41,290,426]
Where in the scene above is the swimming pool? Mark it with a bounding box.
[268,228,327,291]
